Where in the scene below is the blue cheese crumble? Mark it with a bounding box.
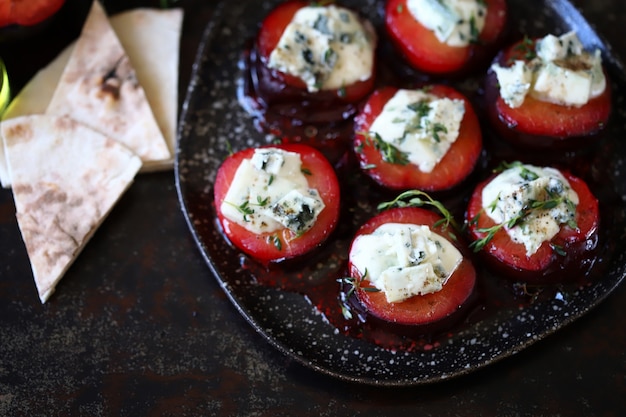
[481,164,579,256]
[268,5,375,92]
[407,0,487,47]
[492,31,606,108]
[221,148,325,235]
[350,223,463,303]
[368,89,466,173]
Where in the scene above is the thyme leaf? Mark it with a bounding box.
[268,234,282,251]
[358,131,410,166]
[223,200,255,222]
[513,36,537,61]
[337,269,379,319]
[431,122,448,143]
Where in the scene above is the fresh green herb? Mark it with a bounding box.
[224,195,273,222]
[519,166,539,181]
[431,122,448,143]
[359,131,409,166]
[396,4,403,13]
[301,167,312,176]
[550,243,567,257]
[407,100,431,119]
[493,160,524,173]
[224,200,255,222]
[468,194,578,252]
[337,86,347,98]
[337,270,379,319]
[339,270,379,299]
[269,234,282,251]
[225,140,234,156]
[256,196,270,207]
[377,190,461,236]
[513,36,537,61]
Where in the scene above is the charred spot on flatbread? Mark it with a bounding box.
[98,55,138,100]
[45,0,171,165]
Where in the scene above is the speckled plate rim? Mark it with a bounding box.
[175,0,626,386]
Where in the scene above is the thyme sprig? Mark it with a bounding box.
[358,131,409,166]
[337,269,379,320]
[377,190,461,238]
[224,195,271,222]
[339,270,379,299]
[469,193,578,252]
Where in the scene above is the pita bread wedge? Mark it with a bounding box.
[2,114,141,303]
[46,0,170,169]
[0,45,74,188]
[110,8,183,171]
[0,7,183,187]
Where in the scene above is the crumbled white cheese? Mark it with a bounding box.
[536,31,583,61]
[368,89,465,173]
[349,223,463,303]
[407,0,487,47]
[221,148,325,235]
[491,60,533,108]
[481,164,579,256]
[491,31,606,108]
[268,5,375,92]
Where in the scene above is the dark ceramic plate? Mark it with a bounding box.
[176,0,626,386]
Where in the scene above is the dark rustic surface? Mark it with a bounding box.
[0,0,625,416]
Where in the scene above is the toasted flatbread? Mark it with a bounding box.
[0,45,74,188]
[46,0,171,168]
[2,44,74,122]
[2,114,141,303]
[110,8,183,171]
[0,7,183,187]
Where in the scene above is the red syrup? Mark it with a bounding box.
[238,42,362,166]
[229,35,616,354]
[225,151,612,352]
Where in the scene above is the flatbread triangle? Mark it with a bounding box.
[0,7,183,188]
[2,114,141,303]
[46,0,171,167]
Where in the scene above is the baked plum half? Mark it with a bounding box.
[344,206,476,333]
[353,84,482,192]
[241,0,377,164]
[466,162,600,283]
[385,0,507,76]
[485,32,611,149]
[214,143,341,265]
